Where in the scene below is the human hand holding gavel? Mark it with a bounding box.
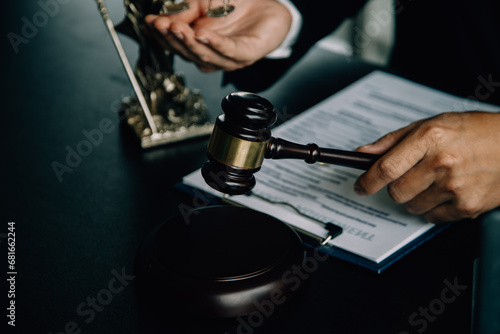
[201,92,381,195]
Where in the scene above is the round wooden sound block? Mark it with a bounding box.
[134,205,306,318]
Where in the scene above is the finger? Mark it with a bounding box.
[145,25,271,71]
[356,122,418,155]
[195,29,249,61]
[402,182,454,215]
[386,159,436,204]
[385,145,456,204]
[407,175,488,223]
[422,184,489,223]
[146,15,173,35]
[160,22,206,64]
[166,31,223,71]
[423,203,464,224]
[170,23,243,70]
[354,124,429,196]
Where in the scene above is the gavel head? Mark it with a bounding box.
[202,92,277,195]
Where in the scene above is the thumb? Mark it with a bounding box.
[356,123,417,154]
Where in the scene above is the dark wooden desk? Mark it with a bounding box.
[4,1,479,333]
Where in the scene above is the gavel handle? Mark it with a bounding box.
[265,137,380,170]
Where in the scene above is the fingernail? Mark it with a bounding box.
[195,36,209,44]
[358,143,373,150]
[354,184,367,196]
[144,15,156,25]
[158,28,168,36]
[171,30,184,40]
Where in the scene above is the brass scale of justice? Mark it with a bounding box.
[95,0,382,319]
[95,0,235,149]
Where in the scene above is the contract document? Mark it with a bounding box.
[182,71,500,272]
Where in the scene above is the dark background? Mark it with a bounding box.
[3,1,482,333]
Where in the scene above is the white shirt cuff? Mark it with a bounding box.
[265,0,303,59]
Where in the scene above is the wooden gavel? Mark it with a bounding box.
[202,92,381,195]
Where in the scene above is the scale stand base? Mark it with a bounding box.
[119,88,214,149]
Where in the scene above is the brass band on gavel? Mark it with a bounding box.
[206,125,268,170]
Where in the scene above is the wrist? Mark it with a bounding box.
[265,0,302,59]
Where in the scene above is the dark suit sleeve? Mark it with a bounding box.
[223,0,368,92]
